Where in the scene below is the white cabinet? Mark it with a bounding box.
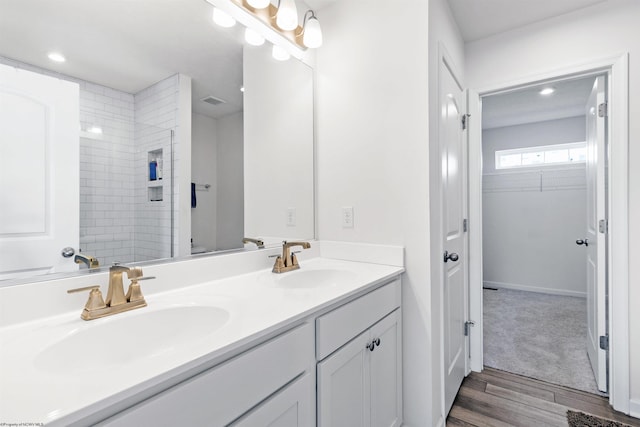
[95,278,402,427]
[316,280,402,427]
[99,323,314,426]
[231,373,314,427]
[369,311,402,427]
[317,326,370,426]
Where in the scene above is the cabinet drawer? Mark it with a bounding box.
[100,322,314,426]
[316,279,400,360]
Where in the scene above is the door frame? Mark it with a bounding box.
[467,53,630,413]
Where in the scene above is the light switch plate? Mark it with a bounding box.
[342,206,354,228]
[286,207,296,227]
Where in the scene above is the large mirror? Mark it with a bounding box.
[0,0,314,284]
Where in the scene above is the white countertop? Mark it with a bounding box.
[0,256,403,425]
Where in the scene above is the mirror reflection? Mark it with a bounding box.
[0,0,314,284]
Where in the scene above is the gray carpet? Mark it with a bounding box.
[483,288,602,394]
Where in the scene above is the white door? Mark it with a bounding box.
[584,75,607,392]
[440,58,468,414]
[0,64,79,278]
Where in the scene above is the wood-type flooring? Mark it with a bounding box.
[447,367,640,427]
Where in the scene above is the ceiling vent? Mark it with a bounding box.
[201,95,226,106]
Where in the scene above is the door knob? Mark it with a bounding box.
[444,251,459,263]
[576,239,589,247]
[61,247,75,258]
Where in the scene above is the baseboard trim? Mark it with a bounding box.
[630,399,640,418]
[483,281,586,298]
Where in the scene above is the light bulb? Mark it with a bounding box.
[303,15,322,48]
[212,7,236,28]
[276,0,298,31]
[247,0,270,9]
[272,45,290,61]
[48,52,66,63]
[245,28,265,46]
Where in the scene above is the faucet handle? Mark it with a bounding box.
[125,269,154,303]
[67,285,100,294]
[67,285,106,312]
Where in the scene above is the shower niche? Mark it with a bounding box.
[147,148,163,202]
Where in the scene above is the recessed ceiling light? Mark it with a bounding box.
[240,86,245,93]
[47,52,66,63]
[539,87,555,96]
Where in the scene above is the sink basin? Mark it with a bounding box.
[274,269,358,289]
[34,305,230,374]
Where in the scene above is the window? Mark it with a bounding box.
[495,142,587,170]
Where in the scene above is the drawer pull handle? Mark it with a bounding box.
[374,338,381,347]
[366,342,375,351]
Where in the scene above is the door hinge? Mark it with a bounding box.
[599,219,608,234]
[461,113,470,130]
[598,102,608,118]
[599,335,609,350]
[463,219,468,233]
[464,320,475,336]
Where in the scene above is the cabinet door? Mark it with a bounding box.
[369,309,402,427]
[317,329,371,427]
[232,373,314,427]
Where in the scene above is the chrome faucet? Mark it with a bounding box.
[67,263,153,320]
[272,241,311,273]
[243,237,265,249]
[74,253,99,269]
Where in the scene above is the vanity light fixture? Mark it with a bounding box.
[539,87,555,95]
[275,0,298,31]
[245,27,265,46]
[301,10,322,48]
[272,44,290,61]
[47,52,66,63]
[213,7,236,27]
[205,0,323,60]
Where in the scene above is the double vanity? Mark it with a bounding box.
[0,241,404,426]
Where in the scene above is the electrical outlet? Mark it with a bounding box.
[342,206,354,228]
[286,207,296,227]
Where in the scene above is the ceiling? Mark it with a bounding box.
[447,0,608,42]
[482,76,597,129]
[0,0,245,118]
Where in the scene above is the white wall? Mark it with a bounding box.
[464,0,640,412]
[316,0,462,424]
[482,118,587,296]
[191,113,218,251]
[216,112,244,250]
[243,44,314,242]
